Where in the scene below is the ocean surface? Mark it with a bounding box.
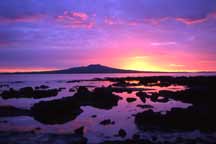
[0,72,216,82]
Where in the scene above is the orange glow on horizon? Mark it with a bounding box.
[119,56,172,72]
[121,59,165,72]
[119,56,216,72]
[0,65,215,73]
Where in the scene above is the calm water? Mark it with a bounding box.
[0,72,216,82]
[0,73,215,143]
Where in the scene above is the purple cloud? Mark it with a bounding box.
[0,14,44,23]
[56,11,94,29]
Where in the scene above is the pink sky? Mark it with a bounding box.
[0,0,216,72]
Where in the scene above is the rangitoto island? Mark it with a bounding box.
[0,64,203,74]
[0,64,144,74]
[1,64,215,75]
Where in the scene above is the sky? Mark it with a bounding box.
[0,0,216,72]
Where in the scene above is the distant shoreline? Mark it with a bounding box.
[1,71,216,75]
[0,72,216,75]
[1,64,215,75]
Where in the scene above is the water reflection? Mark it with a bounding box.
[0,76,194,143]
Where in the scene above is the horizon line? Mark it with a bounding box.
[0,64,216,74]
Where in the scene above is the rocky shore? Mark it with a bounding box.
[0,76,216,143]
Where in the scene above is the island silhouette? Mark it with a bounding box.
[1,64,215,74]
[1,64,146,74]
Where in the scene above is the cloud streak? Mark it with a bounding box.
[175,11,216,25]
[56,11,94,29]
[150,42,177,46]
[0,15,45,23]
[169,64,185,67]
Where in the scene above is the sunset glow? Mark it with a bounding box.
[0,0,216,72]
[0,1,216,143]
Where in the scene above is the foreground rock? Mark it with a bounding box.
[126,98,136,103]
[100,140,152,144]
[35,85,49,90]
[0,132,87,144]
[0,106,31,117]
[135,107,216,132]
[31,98,83,124]
[136,91,149,103]
[158,85,215,106]
[100,119,115,125]
[1,87,59,99]
[150,93,169,103]
[100,137,216,144]
[72,86,122,109]
[31,86,122,124]
[118,129,127,138]
[109,76,216,106]
[74,126,85,136]
[0,84,9,88]
[115,129,127,138]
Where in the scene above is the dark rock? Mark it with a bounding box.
[100,139,153,144]
[35,86,40,90]
[152,136,157,141]
[0,84,9,88]
[100,119,115,125]
[39,85,49,89]
[158,90,174,97]
[33,89,59,99]
[30,127,41,133]
[20,87,34,95]
[132,134,140,140]
[0,87,59,99]
[69,88,75,92]
[0,120,8,123]
[66,80,82,83]
[91,115,97,118]
[31,86,121,124]
[149,93,169,103]
[58,87,66,91]
[136,91,148,103]
[0,106,30,117]
[135,107,216,132]
[91,87,122,109]
[126,98,136,103]
[150,93,158,102]
[31,98,83,124]
[1,88,19,99]
[100,138,215,144]
[35,127,41,131]
[118,129,127,138]
[74,126,84,136]
[72,86,122,109]
[0,132,88,144]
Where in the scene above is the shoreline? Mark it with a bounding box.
[0,76,216,143]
